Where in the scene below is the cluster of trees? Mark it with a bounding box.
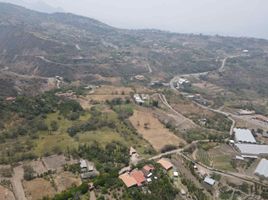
[203,113,232,132]
[67,110,116,137]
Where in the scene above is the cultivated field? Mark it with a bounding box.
[208,144,237,172]
[129,109,185,151]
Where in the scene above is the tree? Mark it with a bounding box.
[23,165,35,181]
[50,121,59,131]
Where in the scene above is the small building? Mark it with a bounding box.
[119,173,137,188]
[81,171,99,179]
[142,165,155,177]
[234,155,245,161]
[133,94,144,105]
[157,158,173,171]
[255,159,268,179]
[80,160,98,179]
[204,176,216,186]
[237,109,255,115]
[173,171,179,177]
[176,78,190,89]
[234,128,256,144]
[80,159,94,173]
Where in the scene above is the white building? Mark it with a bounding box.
[234,128,256,143]
[255,159,268,179]
[133,94,144,104]
[204,176,216,186]
[235,144,268,156]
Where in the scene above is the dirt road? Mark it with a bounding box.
[11,166,27,200]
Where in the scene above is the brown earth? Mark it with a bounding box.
[54,171,82,192]
[129,109,185,151]
[23,178,56,200]
[0,185,15,200]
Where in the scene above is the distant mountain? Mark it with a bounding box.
[0,0,64,13]
[0,2,267,97]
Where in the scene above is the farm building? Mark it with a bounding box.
[157,158,173,171]
[254,159,268,179]
[204,176,216,186]
[235,144,268,156]
[234,128,256,143]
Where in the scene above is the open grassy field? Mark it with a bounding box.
[39,107,154,157]
[129,108,186,151]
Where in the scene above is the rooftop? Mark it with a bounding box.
[234,128,256,143]
[204,176,216,186]
[143,165,155,173]
[119,173,137,188]
[235,144,268,156]
[157,158,173,170]
[130,170,146,186]
[80,160,87,169]
[254,159,268,178]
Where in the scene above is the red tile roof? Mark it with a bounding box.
[157,158,173,170]
[130,170,146,186]
[119,173,137,188]
[143,165,155,173]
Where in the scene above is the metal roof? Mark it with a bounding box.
[234,128,256,143]
[80,160,87,168]
[204,176,215,186]
[235,144,268,155]
[255,159,268,178]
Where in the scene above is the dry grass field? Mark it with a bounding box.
[23,178,56,200]
[129,109,186,151]
[54,172,81,192]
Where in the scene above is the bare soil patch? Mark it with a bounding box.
[28,160,47,176]
[129,109,185,151]
[0,185,15,200]
[54,171,81,192]
[42,155,76,171]
[23,178,56,200]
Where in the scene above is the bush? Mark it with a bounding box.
[50,121,59,131]
[23,165,35,181]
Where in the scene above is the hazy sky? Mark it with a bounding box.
[2,0,268,39]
